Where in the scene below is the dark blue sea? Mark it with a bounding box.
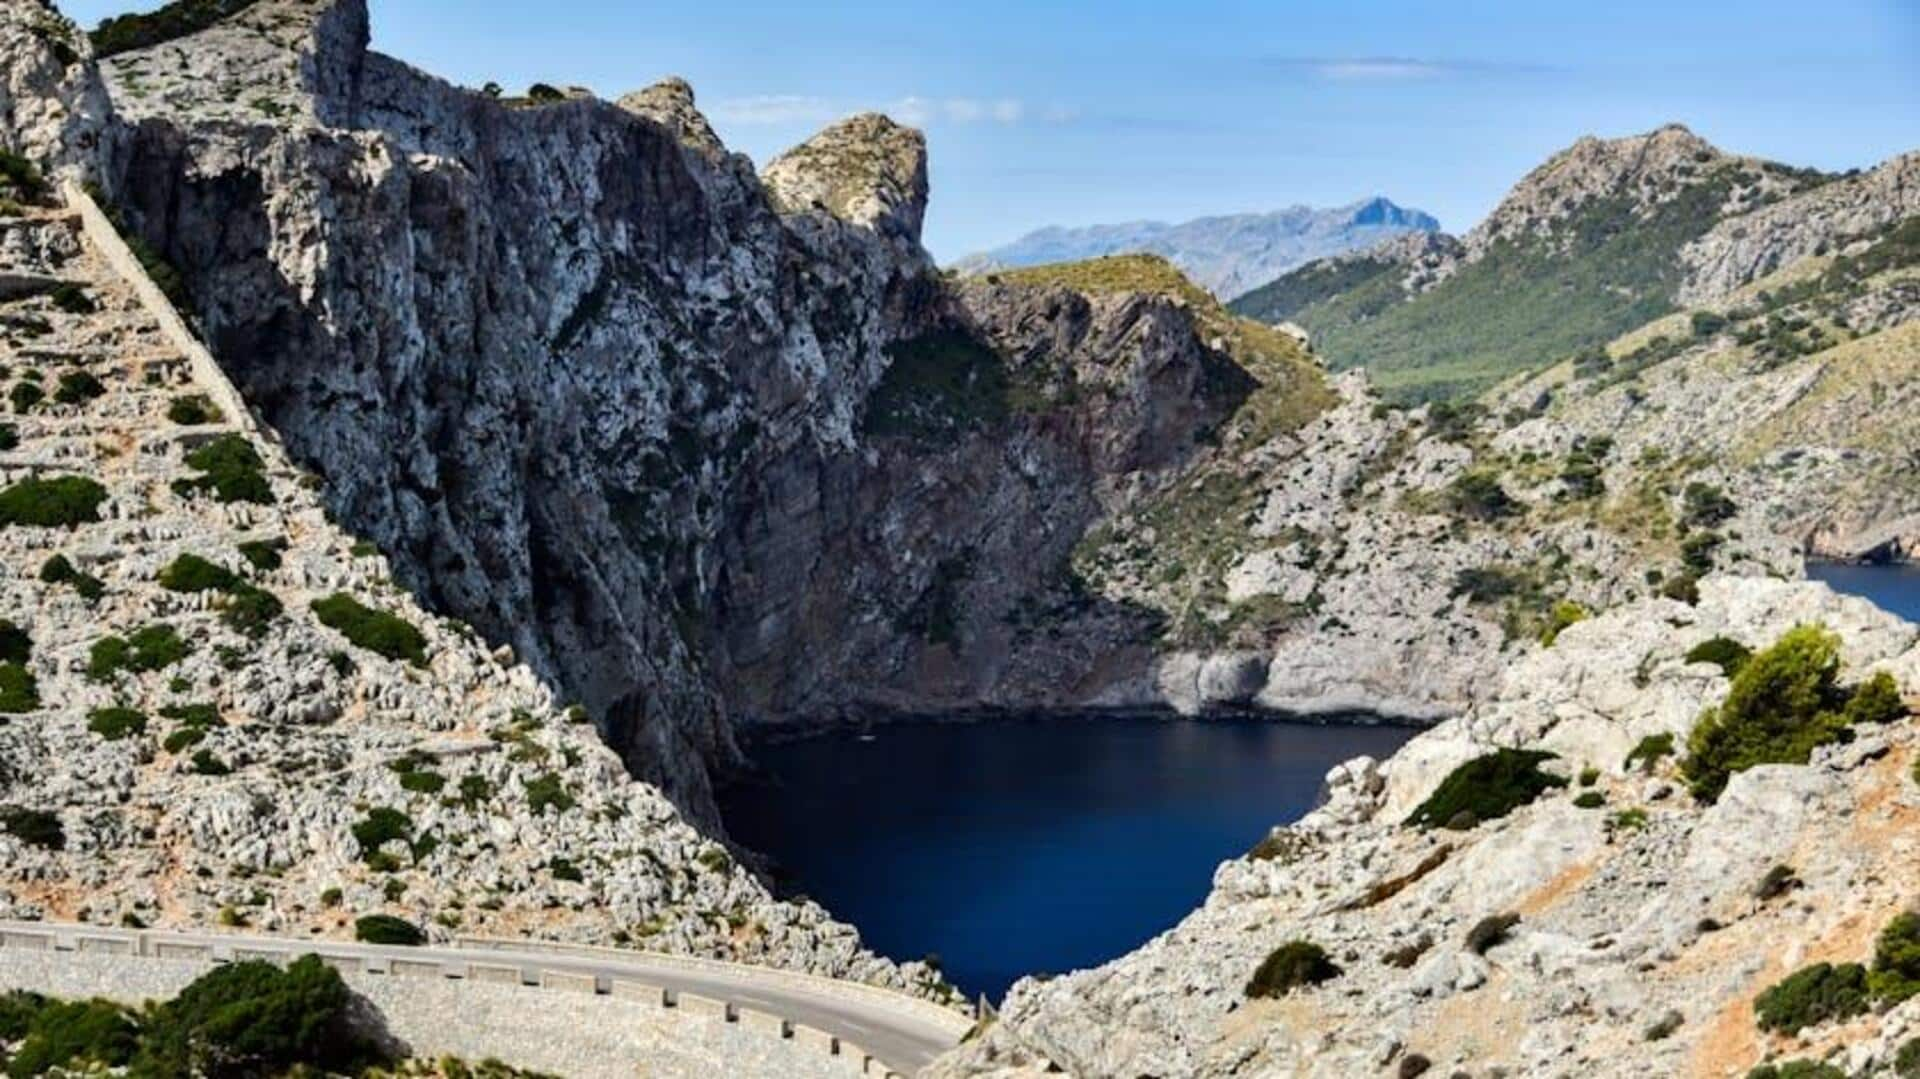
[719,714,1412,1001]
[1808,561,1920,623]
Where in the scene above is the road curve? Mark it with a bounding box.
[0,921,973,1076]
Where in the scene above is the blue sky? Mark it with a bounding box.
[63,1,1920,261]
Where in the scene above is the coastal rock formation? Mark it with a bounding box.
[932,577,1920,1078]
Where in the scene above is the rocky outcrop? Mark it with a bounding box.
[0,187,936,996]
[761,112,930,243]
[0,2,120,190]
[615,77,724,157]
[1680,150,1920,303]
[932,577,1920,1078]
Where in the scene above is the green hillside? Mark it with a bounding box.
[1231,162,1830,402]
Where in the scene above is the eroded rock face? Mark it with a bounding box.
[0,2,121,190]
[762,112,931,243]
[1681,151,1920,304]
[931,577,1920,1079]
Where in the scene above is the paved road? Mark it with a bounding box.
[7,922,972,1076]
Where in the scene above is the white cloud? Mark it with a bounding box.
[1313,58,1449,80]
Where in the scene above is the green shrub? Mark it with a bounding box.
[1609,807,1649,831]
[189,750,231,776]
[1752,962,1870,1034]
[1897,1037,1920,1079]
[53,369,105,404]
[237,538,286,571]
[1661,573,1702,605]
[40,554,104,600]
[311,594,427,667]
[174,435,272,505]
[48,285,96,316]
[0,150,47,204]
[220,584,283,638]
[351,808,413,862]
[1540,600,1589,646]
[87,707,148,741]
[0,806,62,850]
[456,775,492,808]
[0,662,39,714]
[0,475,107,527]
[1844,671,1907,725]
[548,858,583,883]
[399,770,446,795]
[1406,749,1567,829]
[1623,733,1675,772]
[166,394,223,426]
[1572,790,1605,809]
[353,914,425,947]
[1447,471,1521,521]
[1465,912,1520,954]
[89,624,189,680]
[525,773,574,816]
[1682,625,1855,802]
[0,990,47,1041]
[1681,532,1723,575]
[526,83,566,104]
[159,703,220,728]
[163,727,206,753]
[0,423,16,451]
[1683,482,1737,529]
[1686,637,1752,677]
[8,381,42,413]
[5,998,137,1078]
[1244,941,1340,998]
[1452,566,1527,604]
[1870,912,1920,1003]
[0,620,28,665]
[1754,864,1800,901]
[128,953,379,1077]
[158,553,240,593]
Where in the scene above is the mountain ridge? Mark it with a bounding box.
[953,196,1440,299]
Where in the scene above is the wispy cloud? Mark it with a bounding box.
[709,93,1077,129]
[1267,56,1553,81]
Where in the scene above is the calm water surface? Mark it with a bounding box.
[1807,561,1920,623]
[720,714,1412,1001]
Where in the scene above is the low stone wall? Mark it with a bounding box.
[0,930,893,1079]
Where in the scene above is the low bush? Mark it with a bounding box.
[351,807,413,862]
[0,475,107,528]
[1897,1037,1920,1079]
[0,620,28,665]
[0,806,62,850]
[166,394,223,426]
[158,553,240,593]
[311,594,427,667]
[398,769,446,795]
[1406,749,1567,829]
[353,914,425,947]
[1465,912,1520,955]
[92,0,261,58]
[0,150,47,204]
[89,624,190,680]
[173,435,272,505]
[1244,941,1340,998]
[1447,471,1521,521]
[1661,573,1702,605]
[1752,962,1870,1034]
[1870,911,1920,1003]
[1683,625,1855,803]
[9,381,43,413]
[53,369,104,404]
[1844,671,1907,725]
[237,538,286,571]
[220,584,283,638]
[87,707,148,741]
[525,773,574,816]
[189,750,231,776]
[1572,790,1605,809]
[1753,864,1800,901]
[1683,482,1737,529]
[40,554,104,600]
[0,662,39,714]
[48,285,96,316]
[1685,637,1752,677]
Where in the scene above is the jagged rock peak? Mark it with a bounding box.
[761,111,929,242]
[1466,123,1733,252]
[0,0,123,190]
[616,76,725,157]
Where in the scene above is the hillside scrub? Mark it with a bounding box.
[1406,749,1568,829]
[92,0,261,58]
[0,475,107,528]
[312,594,427,667]
[1682,624,1882,802]
[174,435,272,505]
[1245,941,1340,998]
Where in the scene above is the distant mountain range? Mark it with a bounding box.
[952,197,1441,300]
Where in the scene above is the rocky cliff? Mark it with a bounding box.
[933,578,1920,1078]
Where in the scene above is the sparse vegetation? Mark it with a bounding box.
[1465,912,1520,955]
[0,806,62,850]
[174,434,272,505]
[1540,600,1589,646]
[1685,637,1751,677]
[525,773,574,816]
[311,594,427,667]
[1406,749,1567,829]
[40,554,105,601]
[166,394,223,426]
[0,475,107,528]
[354,914,426,947]
[92,0,261,58]
[88,624,190,681]
[1244,941,1340,998]
[1752,961,1870,1035]
[87,707,148,741]
[0,663,38,714]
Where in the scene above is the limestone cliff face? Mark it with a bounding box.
[0,2,119,189]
